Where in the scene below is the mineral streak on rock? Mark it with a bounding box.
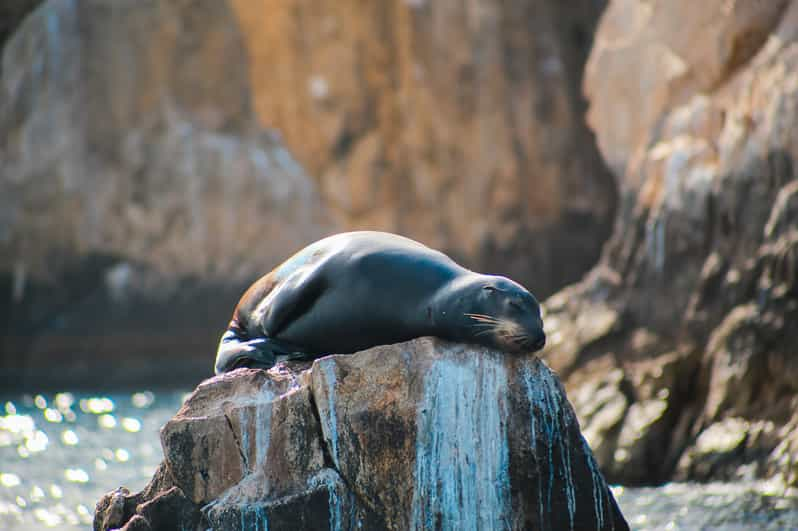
[236,383,274,474]
[317,361,341,469]
[238,504,269,531]
[411,355,510,530]
[520,360,619,531]
[94,339,628,530]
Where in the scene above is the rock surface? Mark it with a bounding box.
[94,339,629,530]
[542,0,798,486]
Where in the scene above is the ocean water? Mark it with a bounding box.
[0,390,186,530]
[0,390,796,530]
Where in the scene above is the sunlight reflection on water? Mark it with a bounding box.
[0,390,186,530]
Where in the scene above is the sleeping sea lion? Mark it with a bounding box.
[215,231,545,373]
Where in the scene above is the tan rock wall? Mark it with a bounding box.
[228,0,616,294]
[0,0,330,387]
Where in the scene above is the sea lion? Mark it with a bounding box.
[214,231,545,373]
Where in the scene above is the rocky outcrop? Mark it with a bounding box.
[94,339,629,530]
[542,0,798,486]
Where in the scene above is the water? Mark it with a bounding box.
[614,482,798,530]
[1,390,797,530]
[0,390,187,530]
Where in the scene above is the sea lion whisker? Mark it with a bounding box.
[470,318,499,325]
[465,313,501,322]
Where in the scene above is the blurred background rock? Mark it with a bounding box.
[2,0,798,490]
[0,0,614,388]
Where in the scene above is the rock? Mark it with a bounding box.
[0,1,42,62]
[0,0,330,388]
[585,0,789,174]
[227,0,616,296]
[93,463,197,531]
[95,339,629,530]
[542,0,798,485]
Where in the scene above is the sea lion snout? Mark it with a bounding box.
[525,313,546,351]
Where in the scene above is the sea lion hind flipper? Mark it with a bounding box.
[214,332,313,374]
[214,334,277,374]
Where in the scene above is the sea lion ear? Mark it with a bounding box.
[483,285,497,292]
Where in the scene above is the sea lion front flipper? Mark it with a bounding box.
[258,262,328,337]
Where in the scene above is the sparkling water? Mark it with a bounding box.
[0,389,796,530]
[0,390,186,530]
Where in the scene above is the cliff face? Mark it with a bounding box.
[226,0,615,295]
[0,0,329,388]
[544,0,798,486]
[94,339,629,531]
[1,0,613,388]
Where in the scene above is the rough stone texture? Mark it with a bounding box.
[224,0,617,296]
[0,0,330,388]
[94,339,629,530]
[542,0,798,486]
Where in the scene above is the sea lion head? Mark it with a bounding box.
[442,274,546,353]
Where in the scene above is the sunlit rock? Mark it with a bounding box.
[94,339,628,530]
[227,0,616,296]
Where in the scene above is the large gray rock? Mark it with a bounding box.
[94,339,629,530]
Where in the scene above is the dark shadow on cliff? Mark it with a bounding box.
[0,254,245,391]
